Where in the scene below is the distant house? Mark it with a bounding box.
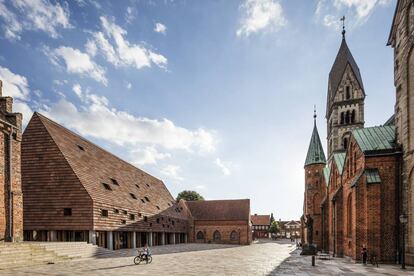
[251,214,270,239]
[278,220,300,239]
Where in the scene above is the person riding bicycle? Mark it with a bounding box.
[142,243,151,263]
[361,246,367,264]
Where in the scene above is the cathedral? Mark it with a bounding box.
[302,22,401,262]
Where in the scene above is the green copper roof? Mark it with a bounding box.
[365,169,381,184]
[333,152,346,175]
[305,122,326,167]
[323,164,331,185]
[352,126,396,154]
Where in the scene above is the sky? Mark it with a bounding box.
[0,0,397,220]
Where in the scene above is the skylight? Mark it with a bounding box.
[110,178,119,185]
[77,145,85,151]
[102,183,112,191]
[130,193,137,200]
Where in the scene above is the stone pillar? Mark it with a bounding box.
[148,232,153,246]
[161,232,165,245]
[50,230,57,241]
[89,230,97,245]
[132,232,136,249]
[172,233,176,244]
[137,232,141,248]
[107,231,113,250]
[185,233,187,243]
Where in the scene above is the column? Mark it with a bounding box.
[132,232,136,249]
[50,230,57,241]
[172,233,176,244]
[89,230,97,245]
[185,233,188,243]
[137,232,141,248]
[161,232,165,245]
[107,231,113,250]
[148,232,153,246]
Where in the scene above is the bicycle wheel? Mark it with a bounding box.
[134,256,142,265]
[147,256,153,264]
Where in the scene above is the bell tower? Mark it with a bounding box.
[326,20,365,159]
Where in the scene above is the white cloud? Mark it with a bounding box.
[0,0,71,40]
[86,16,167,70]
[126,82,132,90]
[236,0,287,37]
[215,158,231,176]
[40,87,217,153]
[194,185,206,190]
[125,6,136,24]
[130,146,171,166]
[72,83,82,98]
[315,0,391,29]
[160,165,183,181]
[46,46,107,85]
[154,22,166,34]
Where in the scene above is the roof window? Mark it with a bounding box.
[102,183,112,191]
[135,184,140,189]
[144,196,150,202]
[101,209,108,217]
[77,145,85,151]
[123,210,127,215]
[146,183,150,187]
[110,178,119,185]
[156,205,160,210]
[140,199,145,203]
[129,214,135,220]
[121,220,126,224]
[130,193,137,200]
[114,208,119,214]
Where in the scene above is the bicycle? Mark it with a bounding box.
[369,253,378,267]
[134,250,153,265]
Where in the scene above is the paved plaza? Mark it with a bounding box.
[2,240,414,275]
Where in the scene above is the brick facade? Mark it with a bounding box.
[0,80,23,242]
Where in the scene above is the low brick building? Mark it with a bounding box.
[251,214,270,239]
[187,199,251,245]
[0,80,23,242]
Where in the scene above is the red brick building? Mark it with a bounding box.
[251,214,270,239]
[22,112,251,248]
[187,199,251,245]
[0,80,23,242]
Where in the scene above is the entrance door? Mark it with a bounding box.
[120,232,128,249]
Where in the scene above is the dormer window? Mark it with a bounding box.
[77,145,85,151]
[146,183,150,188]
[140,199,145,203]
[130,193,137,200]
[144,196,150,202]
[156,205,160,210]
[135,184,140,189]
[110,178,119,186]
[102,183,112,191]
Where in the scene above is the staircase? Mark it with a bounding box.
[0,242,119,269]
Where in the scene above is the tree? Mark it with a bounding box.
[269,220,280,234]
[176,190,204,201]
[270,213,275,224]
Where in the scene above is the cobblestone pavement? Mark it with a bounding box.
[3,240,414,275]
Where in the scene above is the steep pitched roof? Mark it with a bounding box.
[186,199,250,221]
[352,126,397,155]
[333,152,346,175]
[327,38,364,114]
[28,112,187,219]
[323,164,331,185]
[251,214,270,225]
[305,121,326,167]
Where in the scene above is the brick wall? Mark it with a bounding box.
[192,220,250,245]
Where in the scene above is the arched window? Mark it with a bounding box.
[343,137,348,150]
[196,231,204,240]
[230,230,239,241]
[351,110,356,123]
[345,110,350,124]
[213,230,221,241]
[313,193,320,214]
[347,193,353,237]
[340,112,345,125]
[346,86,351,99]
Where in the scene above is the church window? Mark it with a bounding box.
[343,137,348,150]
[347,194,352,237]
[351,110,356,123]
[213,230,221,241]
[345,111,350,124]
[230,231,239,241]
[196,231,204,240]
[353,152,357,173]
[340,112,345,124]
[346,86,351,99]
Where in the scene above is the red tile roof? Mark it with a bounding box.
[186,199,250,221]
[251,215,270,226]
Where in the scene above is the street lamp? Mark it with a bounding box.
[400,214,408,269]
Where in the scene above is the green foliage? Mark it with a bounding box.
[270,213,275,224]
[269,220,280,234]
[176,190,204,201]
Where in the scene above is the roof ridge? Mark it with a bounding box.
[34,112,164,183]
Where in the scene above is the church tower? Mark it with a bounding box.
[303,111,326,249]
[326,26,365,159]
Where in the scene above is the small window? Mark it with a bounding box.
[114,209,119,214]
[110,178,119,185]
[230,230,239,241]
[77,145,85,151]
[121,220,126,224]
[129,214,135,220]
[144,196,150,202]
[346,86,351,99]
[63,208,72,216]
[172,220,175,225]
[101,209,108,217]
[156,205,160,210]
[146,183,150,187]
[123,210,127,215]
[130,193,137,200]
[135,184,140,189]
[213,230,221,241]
[141,199,145,203]
[102,183,112,191]
[167,203,171,206]
[162,224,165,228]
[149,223,152,227]
[138,213,142,217]
[144,216,148,222]
[157,218,160,223]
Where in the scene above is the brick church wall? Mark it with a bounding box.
[192,220,250,245]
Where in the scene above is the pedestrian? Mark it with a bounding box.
[361,246,367,265]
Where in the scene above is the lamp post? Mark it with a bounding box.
[400,214,408,269]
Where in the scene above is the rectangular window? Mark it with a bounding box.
[63,208,72,216]
[123,210,127,215]
[121,220,126,224]
[144,216,148,222]
[102,183,112,191]
[129,214,135,220]
[101,209,108,217]
[114,208,119,214]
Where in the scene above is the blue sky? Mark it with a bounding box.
[0,0,396,220]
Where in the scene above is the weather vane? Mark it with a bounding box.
[313,105,317,120]
[340,16,346,38]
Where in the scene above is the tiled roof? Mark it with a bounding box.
[352,126,397,154]
[29,112,187,219]
[186,199,250,221]
[327,38,364,112]
[305,122,326,167]
[251,215,270,226]
[333,152,346,175]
